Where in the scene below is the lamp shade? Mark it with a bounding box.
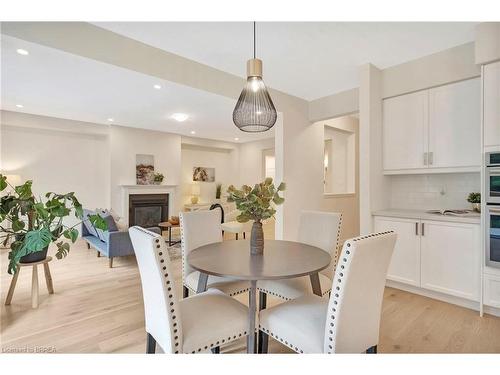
[232,58,277,133]
[191,184,201,196]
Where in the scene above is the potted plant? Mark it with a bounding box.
[153,173,164,185]
[0,175,107,274]
[227,178,285,255]
[467,192,481,212]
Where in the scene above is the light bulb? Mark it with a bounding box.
[250,77,261,93]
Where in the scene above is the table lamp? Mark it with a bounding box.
[191,184,201,204]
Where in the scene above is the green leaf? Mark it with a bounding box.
[277,182,286,191]
[89,214,108,231]
[55,241,71,260]
[63,228,79,243]
[14,180,33,200]
[11,219,25,232]
[273,195,285,205]
[0,175,7,191]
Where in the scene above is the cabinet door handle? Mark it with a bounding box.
[429,152,434,165]
[415,222,419,235]
[421,222,425,236]
[423,152,428,166]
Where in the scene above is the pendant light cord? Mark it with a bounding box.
[253,21,256,59]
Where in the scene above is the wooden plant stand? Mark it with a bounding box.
[5,256,54,308]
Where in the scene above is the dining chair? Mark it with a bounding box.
[129,226,249,354]
[257,210,342,302]
[180,210,250,298]
[258,231,397,354]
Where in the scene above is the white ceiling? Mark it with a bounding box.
[1,35,273,143]
[95,22,478,100]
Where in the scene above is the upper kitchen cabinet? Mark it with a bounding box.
[484,61,500,148]
[428,79,481,169]
[383,78,481,174]
[383,91,428,171]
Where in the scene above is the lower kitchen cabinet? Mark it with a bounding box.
[420,220,480,301]
[374,216,481,302]
[484,273,500,308]
[374,217,420,286]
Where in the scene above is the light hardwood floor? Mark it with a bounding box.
[1,235,500,353]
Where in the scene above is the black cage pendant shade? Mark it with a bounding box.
[233,22,277,132]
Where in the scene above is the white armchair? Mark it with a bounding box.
[258,231,397,353]
[180,210,250,298]
[220,208,253,240]
[129,226,249,354]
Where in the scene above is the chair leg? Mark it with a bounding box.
[86,242,91,249]
[258,330,269,354]
[257,292,268,353]
[243,232,246,239]
[211,346,220,354]
[146,333,156,354]
[97,251,100,257]
[236,233,238,240]
[366,345,377,354]
[183,286,189,298]
[109,257,113,268]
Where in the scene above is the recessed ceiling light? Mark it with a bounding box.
[153,84,162,90]
[190,130,196,135]
[234,137,239,141]
[16,49,29,56]
[107,118,114,122]
[15,104,24,108]
[171,113,188,122]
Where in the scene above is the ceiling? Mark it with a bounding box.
[1,35,273,143]
[95,22,478,100]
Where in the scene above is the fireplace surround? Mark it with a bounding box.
[129,193,169,228]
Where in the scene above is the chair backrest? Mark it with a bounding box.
[180,210,222,282]
[209,203,225,223]
[298,210,342,279]
[324,231,397,353]
[129,226,183,354]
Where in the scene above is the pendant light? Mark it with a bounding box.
[233,22,277,132]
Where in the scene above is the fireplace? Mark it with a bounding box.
[129,194,169,228]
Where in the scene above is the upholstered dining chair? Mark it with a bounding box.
[258,231,397,354]
[257,210,342,302]
[180,210,250,298]
[129,226,249,354]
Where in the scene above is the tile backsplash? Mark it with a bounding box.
[389,173,480,210]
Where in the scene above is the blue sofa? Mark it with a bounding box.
[81,210,160,268]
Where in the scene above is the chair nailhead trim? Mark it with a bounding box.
[324,231,394,353]
[259,325,304,354]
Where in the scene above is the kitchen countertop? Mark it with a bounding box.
[373,208,481,224]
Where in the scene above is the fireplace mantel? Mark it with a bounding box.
[120,184,178,226]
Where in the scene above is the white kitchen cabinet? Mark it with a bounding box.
[383,91,428,171]
[428,79,481,169]
[382,78,481,174]
[484,274,500,308]
[374,217,421,286]
[420,220,480,301]
[483,61,500,148]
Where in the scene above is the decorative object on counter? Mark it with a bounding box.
[136,154,155,185]
[215,183,222,199]
[467,192,481,212]
[169,216,179,225]
[227,177,285,255]
[153,172,164,185]
[233,22,277,133]
[190,183,201,204]
[192,166,215,182]
[0,175,107,274]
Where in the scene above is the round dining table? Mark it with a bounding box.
[187,239,332,353]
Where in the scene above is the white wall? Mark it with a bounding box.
[238,138,275,186]
[1,111,109,230]
[109,125,182,218]
[180,143,239,204]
